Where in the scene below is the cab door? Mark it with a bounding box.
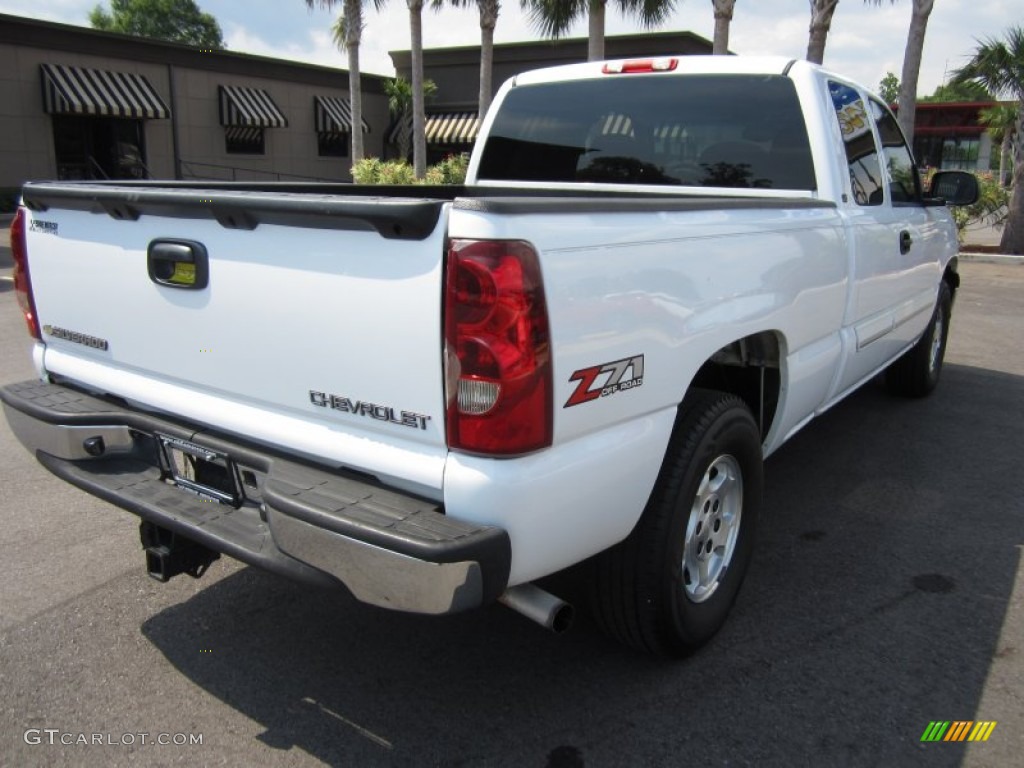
[828,81,941,396]
[869,96,946,350]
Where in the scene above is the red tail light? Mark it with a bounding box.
[602,58,678,74]
[444,239,552,456]
[10,208,41,340]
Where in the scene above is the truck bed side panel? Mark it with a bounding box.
[445,200,849,582]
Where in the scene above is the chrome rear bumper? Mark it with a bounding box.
[1,379,510,615]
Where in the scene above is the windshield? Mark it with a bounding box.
[478,74,816,191]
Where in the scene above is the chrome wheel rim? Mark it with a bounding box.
[682,454,743,603]
[928,311,945,374]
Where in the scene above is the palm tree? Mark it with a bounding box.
[805,0,838,65]
[523,0,677,63]
[979,104,1017,187]
[306,0,381,164]
[808,2,930,140]
[407,0,428,178]
[954,26,1024,254]
[328,13,364,162]
[435,0,500,116]
[711,0,735,56]
[808,1,899,67]
[313,0,429,177]
[866,0,934,141]
[385,76,437,162]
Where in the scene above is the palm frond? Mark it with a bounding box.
[952,26,1024,100]
[617,0,675,29]
[521,0,588,39]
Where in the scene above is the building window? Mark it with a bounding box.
[52,115,147,180]
[941,137,980,170]
[318,132,349,158]
[913,136,982,172]
[225,127,265,155]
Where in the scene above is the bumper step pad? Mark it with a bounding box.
[2,379,510,612]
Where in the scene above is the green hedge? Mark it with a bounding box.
[351,154,468,185]
[949,172,1009,239]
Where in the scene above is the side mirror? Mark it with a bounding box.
[926,170,979,206]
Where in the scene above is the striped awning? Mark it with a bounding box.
[40,63,169,119]
[314,96,369,134]
[599,113,633,136]
[218,85,287,128]
[425,112,479,144]
[224,126,264,142]
[655,124,688,140]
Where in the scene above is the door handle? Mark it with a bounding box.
[148,239,209,290]
[899,230,913,255]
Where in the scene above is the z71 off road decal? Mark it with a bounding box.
[564,355,644,408]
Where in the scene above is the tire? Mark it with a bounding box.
[885,281,953,398]
[590,389,763,656]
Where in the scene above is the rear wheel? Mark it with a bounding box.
[590,389,763,656]
[886,281,953,397]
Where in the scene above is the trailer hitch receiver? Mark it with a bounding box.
[140,521,220,582]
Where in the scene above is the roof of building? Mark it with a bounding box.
[390,30,716,69]
[0,12,387,93]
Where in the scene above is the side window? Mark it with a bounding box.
[870,99,922,204]
[829,81,883,206]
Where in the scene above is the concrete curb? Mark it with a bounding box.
[959,251,1024,265]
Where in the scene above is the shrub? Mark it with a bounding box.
[351,157,385,184]
[431,153,469,185]
[949,172,1009,239]
[376,161,417,185]
[351,154,468,186]
[423,166,446,185]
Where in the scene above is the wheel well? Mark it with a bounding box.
[689,332,782,439]
[943,260,960,299]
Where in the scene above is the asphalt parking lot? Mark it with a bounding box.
[0,259,1021,767]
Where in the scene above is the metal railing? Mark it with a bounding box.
[86,156,110,180]
[180,160,345,183]
[58,155,154,181]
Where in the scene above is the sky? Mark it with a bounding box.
[0,1,1017,98]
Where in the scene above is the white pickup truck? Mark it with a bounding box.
[3,56,977,656]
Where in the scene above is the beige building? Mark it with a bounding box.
[0,14,718,196]
[0,13,389,192]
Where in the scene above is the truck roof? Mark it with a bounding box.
[511,55,821,87]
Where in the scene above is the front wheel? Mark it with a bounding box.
[886,281,953,397]
[590,389,763,656]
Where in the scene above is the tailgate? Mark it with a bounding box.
[19,184,450,495]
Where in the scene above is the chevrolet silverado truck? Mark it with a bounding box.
[2,56,977,656]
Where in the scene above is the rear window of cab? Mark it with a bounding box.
[477,74,816,191]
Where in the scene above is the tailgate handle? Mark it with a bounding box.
[148,239,209,290]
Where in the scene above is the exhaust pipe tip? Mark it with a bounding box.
[499,583,574,634]
[550,602,574,634]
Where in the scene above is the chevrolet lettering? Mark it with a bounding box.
[309,390,430,430]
